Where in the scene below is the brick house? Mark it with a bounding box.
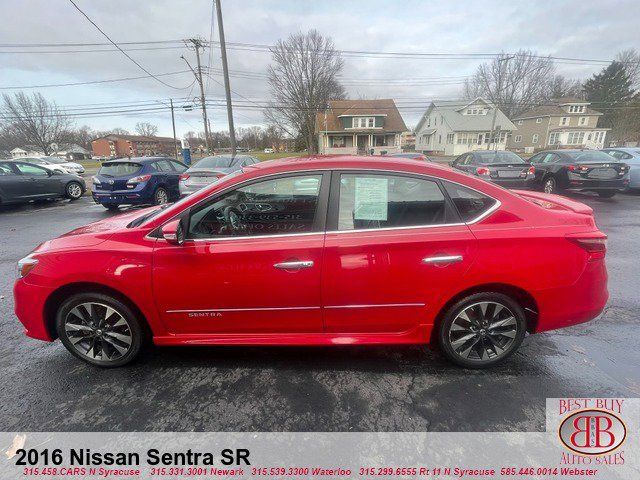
[91,134,178,158]
[508,97,609,151]
[315,99,407,155]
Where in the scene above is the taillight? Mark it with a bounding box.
[126,174,151,185]
[17,255,38,278]
[476,167,490,176]
[567,165,577,171]
[567,236,607,260]
[179,173,190,181]
[527,166,535,175]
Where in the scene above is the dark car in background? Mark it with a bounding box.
[92,157,187,210]
[528,150,629,198]
[179,154,259,196]
[0,160,85,205]
[451,150,534,188]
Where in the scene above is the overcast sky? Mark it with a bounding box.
[2,0,639,138]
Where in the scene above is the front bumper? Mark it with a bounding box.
[14,278,55,342]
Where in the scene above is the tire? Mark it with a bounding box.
[153,187,169,205]
[56,293,144,367]
[543,176,557,194]
[596,190,616,198]
[103,204,120,211]
[66,181,83,200]
[438,292,527,369]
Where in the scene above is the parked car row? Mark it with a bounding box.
[450,149,632,198]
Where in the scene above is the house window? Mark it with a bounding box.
[427,118,431,127]
[569,105,586,113]
[439,134,442,144]
[536,118,542,123]
[560,117,569,126]
[517,120,523,125]
[579,116,588,126]
[567,132,585,145]
[352,117,376,129]
[514,135,522,143]
[374,135,387,147]
[447,133,454,144]
[331,136,345,148]
[532,134,539,144]
[548,132,561,145]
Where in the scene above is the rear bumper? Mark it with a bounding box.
[533,259,608,333]
[488,177,534,189]
[14,278,55,342]
[566,178,628,191]
[92,184,153,205]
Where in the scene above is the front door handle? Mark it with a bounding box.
[274,260,314,270]
[422,255,463,265]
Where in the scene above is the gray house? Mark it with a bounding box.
[414,98,516,155]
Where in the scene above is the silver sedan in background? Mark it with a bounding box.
[179,154,259,196]
[602,147,640,191]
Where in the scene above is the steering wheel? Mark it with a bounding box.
[223,206,245,232]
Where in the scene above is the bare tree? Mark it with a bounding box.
[616,48,640,90]
[463,50,556,117]
[546,75,584,100]
[1,92,73,155]
[265,30,345,153]
[135,122,159,136]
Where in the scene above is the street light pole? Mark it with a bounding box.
[215,0,236,156]
[170,98,178,161]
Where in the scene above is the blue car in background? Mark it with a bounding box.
[602,147,640,191]
[92,157,187,210]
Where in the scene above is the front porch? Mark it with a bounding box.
[320,133,401,155]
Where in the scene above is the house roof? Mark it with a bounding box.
[416,98,517,133]
[514,102,602,120]
[553,96,589,104]
[93,134,176,142]
[315,99,407,133]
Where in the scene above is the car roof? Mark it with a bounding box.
[103,157,172,164]
[603,147,640,152]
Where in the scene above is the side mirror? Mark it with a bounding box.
[161,219,185,245]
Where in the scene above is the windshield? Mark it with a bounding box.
[99,162,142,176]
[565,151,618,163]
[474,151,526,164]
[42,157,67,164]
[193,156,237,169]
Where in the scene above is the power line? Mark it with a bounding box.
[0,46,189,54]
[0,39,186,47]
[66,0,190,90]
[0,70,192,90]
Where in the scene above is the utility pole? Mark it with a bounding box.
[169,98,178,161]
[488,55,514,150]
[215,0,236,156]
[181,38,211,154]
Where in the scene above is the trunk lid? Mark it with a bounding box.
[512,189,593,215]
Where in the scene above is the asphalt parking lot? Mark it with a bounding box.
[0,192,639,432]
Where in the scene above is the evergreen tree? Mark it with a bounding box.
[584,61,634,128]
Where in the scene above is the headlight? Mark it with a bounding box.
[17,255,38,278]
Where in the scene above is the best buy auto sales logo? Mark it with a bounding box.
[557,399,627,465]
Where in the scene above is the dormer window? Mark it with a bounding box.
[568,105,586,113]
[465,108,487,115]
[352,117,376,128]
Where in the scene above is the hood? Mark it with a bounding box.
[34,207,158,253]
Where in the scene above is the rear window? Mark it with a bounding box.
[474,151,526,164]
[194,156,235,169]
[564,151,614,162]
[99,162,142,176]
[443,181,497,222]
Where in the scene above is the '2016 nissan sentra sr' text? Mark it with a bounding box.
[14,155,608,368]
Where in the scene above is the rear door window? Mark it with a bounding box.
[443,181,497,223]
[99,162,141,176]
[154,160,174,172]
[14,163,49,176]
[337,173,448,231]
[0,163,16,175]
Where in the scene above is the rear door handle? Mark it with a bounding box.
[274,260,314,270]
[422,255,463,265]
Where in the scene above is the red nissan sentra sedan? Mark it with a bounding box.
[14,156,608,368]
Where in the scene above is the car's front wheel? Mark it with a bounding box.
[438,292,527,368]
[596,190,616,198]
[66,181,83,200]
[56,293,144,367]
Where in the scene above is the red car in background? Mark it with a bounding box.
[14,156,608,368]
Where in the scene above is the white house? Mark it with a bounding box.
[414,98,517,155]
[10,147,44,158]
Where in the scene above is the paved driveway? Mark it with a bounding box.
[0,192,638,432]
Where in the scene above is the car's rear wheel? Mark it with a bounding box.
[56,293,143,367]
[66,181,83,200]
[103,204,120,211]
[438,292,526,368]
[153,187,169,205]
[596,190,616,198]
[543,177,557,194]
